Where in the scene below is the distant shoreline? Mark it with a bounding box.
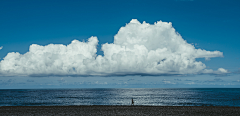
[1,106,240,115]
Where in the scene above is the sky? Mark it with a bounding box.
[0,0,240,89]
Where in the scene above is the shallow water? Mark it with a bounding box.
[0,88,240,106]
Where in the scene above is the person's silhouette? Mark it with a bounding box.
[131,98,134,105]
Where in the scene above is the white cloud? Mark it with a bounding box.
[217,68,228,73]
[0,46,2,50]
[186,82,195,85]
[202,68,229,75]
[0,19,227,77]
[162,79,176,84]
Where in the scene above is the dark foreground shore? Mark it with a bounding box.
[1,106,240,116]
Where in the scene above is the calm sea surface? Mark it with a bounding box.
[0,88,240,106]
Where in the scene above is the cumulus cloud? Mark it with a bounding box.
[0,19,227,77]
[0,46,2,50]
[0,37,98,76]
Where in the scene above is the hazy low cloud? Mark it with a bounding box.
[0,19,227,77]
[204,78,224,82]
[162,79,176,84]
[27,79,34,82]
[234,68,240,74]
[232,80,240,83]
[58,78,66,83]
[174,79,182,81]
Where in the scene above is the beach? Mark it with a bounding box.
[1,106,240,116]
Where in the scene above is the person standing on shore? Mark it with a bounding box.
[131,98,134,106]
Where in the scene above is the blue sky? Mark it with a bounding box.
[0,0,240,89]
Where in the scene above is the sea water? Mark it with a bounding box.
[0,88,240,106]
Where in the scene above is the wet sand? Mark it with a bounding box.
[1,106,240,116]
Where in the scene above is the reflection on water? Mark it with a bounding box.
[0,88,240,106]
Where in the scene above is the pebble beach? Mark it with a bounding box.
[1,106,240,116]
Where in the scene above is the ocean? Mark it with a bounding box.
[0,88,240,106]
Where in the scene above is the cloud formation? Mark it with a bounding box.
[0,19,227,77]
